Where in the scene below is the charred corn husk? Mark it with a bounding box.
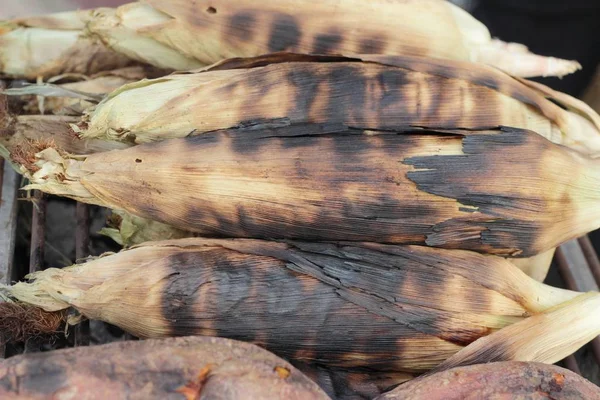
[1,0,580,79]
[15,125,600,258]
[376,362,600,400]
[0,11,134,80]
[0,335,330,400]
[63,55,600,157]
[3,238,589,375]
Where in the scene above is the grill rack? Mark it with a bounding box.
[1,162,599,393]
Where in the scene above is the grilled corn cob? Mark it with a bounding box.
[0,11,134,80]
[16,125,600,257]
[0,335,330,400]
[0,0,581,79]
[61,55,599,157]
[4,238,593,376]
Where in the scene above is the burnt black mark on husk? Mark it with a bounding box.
[159,247,414,367]
[268,14,301,52]
[404,128,544,256]
[226,12,257,42]
[376,69,411,111]
[283,243,492,346]
[312,31,344,54]
[286,69,320,121]
[358,36,387,54]
[326,65,367,117]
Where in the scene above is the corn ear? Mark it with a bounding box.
[17,126,600,257]
[0,11,133,80]
[6,238,582,373]
[70,55,600,157]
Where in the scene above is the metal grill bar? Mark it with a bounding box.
[555,240,600,370]
[578,236,600,287]
[74,203,91,346]
[28,191,46,274]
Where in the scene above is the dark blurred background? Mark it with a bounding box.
[471,0,600,97]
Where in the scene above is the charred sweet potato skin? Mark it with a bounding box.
[376,361,600,400]
[0,336,330,400]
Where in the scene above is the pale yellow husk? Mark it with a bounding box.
[435,291,600,372]
[1,0,581,79]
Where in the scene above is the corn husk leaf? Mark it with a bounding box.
[432,292,600,372]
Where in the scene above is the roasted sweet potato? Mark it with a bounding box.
[376,361,600,400]
[0,336,330,400]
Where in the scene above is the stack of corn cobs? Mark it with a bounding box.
[1,1,600,399]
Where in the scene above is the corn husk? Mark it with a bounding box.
[5,238,585,376]
[4,0,579,79]
[0,335,330,400]
[15,125,600,258]
[65,54,600,157]
[0,11,134,80]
